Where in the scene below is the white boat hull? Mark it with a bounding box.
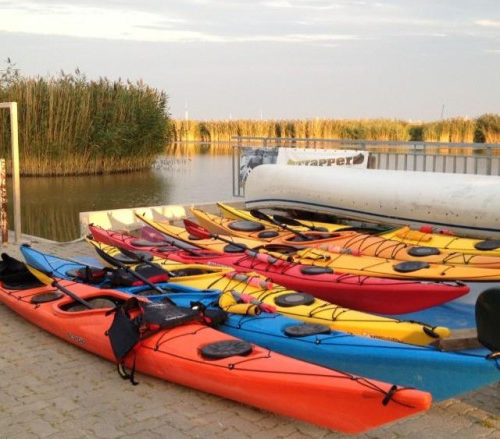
[244,165,500,238]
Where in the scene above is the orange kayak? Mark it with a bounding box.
[191,207,500,269]
[0,272,431,433]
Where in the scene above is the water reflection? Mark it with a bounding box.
[7,144,234,241]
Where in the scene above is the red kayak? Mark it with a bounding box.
[89,225,469,314]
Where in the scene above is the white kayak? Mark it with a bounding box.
[245,165,500,239]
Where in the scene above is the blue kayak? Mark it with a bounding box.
[20,245,500,401]
[390,301,476,330]
[389,282,499,330]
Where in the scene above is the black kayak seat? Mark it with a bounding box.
[113,251,154,264]
[407,246,441,257]
[169,267,214,277]
[286,233,334,242]
[141,302,200,328]
[262,244,298,255]
[228,220,265,232]
[258,230,280,239]
[475,240,500,251]
[65,267,107,284]
[300,266,334,275]
[223,244,246,253]
[284,323,331,337]
[30,291,64,304]
[393,261,430,273]
[274,292,315,307]
[287,235,312,242]
[201,340,253,360]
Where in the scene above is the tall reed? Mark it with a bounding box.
[0,69,169,175]
[474,114,500,143]
[171,116,500,144]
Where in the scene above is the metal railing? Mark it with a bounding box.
[232,136,500,196]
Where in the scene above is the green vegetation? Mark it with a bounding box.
[474,114,500,143]
[171,116,500,144]
[0,62,169,175]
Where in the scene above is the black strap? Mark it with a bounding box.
[382,384,398,406]
[117,354,139,385]
[189,301,227,327]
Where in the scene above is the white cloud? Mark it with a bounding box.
[475,19,500,27]
[0,1,358,43]
[0,2,199,42]
[0,0,496,46]
[261,0,344,10]
[238,33,357,43]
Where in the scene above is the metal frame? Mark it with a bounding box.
[232,136,500,197]
[0,102,21,242]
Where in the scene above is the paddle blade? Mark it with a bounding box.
[249,209,273,223]
[26,264,54,286]
[183,219,212,240]
[91,243,125,268]
[476,288,500,354]
[273,214,304,227]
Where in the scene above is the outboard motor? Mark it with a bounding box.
[475,288,500,358]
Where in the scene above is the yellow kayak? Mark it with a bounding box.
[188,208,500,281]
[217,203,500,269]
[217,202,350,232]
[87,238,450,346]
[219,202,500,258]
[380,226,500,258]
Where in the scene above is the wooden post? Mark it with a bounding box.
[0,158,7,243]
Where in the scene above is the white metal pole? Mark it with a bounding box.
[10,103,21,242]
[0,102,21,242]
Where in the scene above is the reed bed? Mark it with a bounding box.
[0,70,169,175]
[171,116,500,144]
[475,114,500,143]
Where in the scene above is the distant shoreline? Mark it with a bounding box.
[170,115,500,144]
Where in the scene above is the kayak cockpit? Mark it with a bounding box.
[61,295,124,312]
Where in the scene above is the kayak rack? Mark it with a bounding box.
[231,136,500,197]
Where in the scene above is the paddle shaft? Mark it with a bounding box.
[116,246,176,277]
[272,214,315,231]
[52,279,94,309]
[92,245,175,303]
[147,231,207,257]
[249,210,312,241]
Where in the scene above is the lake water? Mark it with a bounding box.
[8,144,235,241]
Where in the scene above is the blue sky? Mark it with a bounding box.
[0,0,499,120]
